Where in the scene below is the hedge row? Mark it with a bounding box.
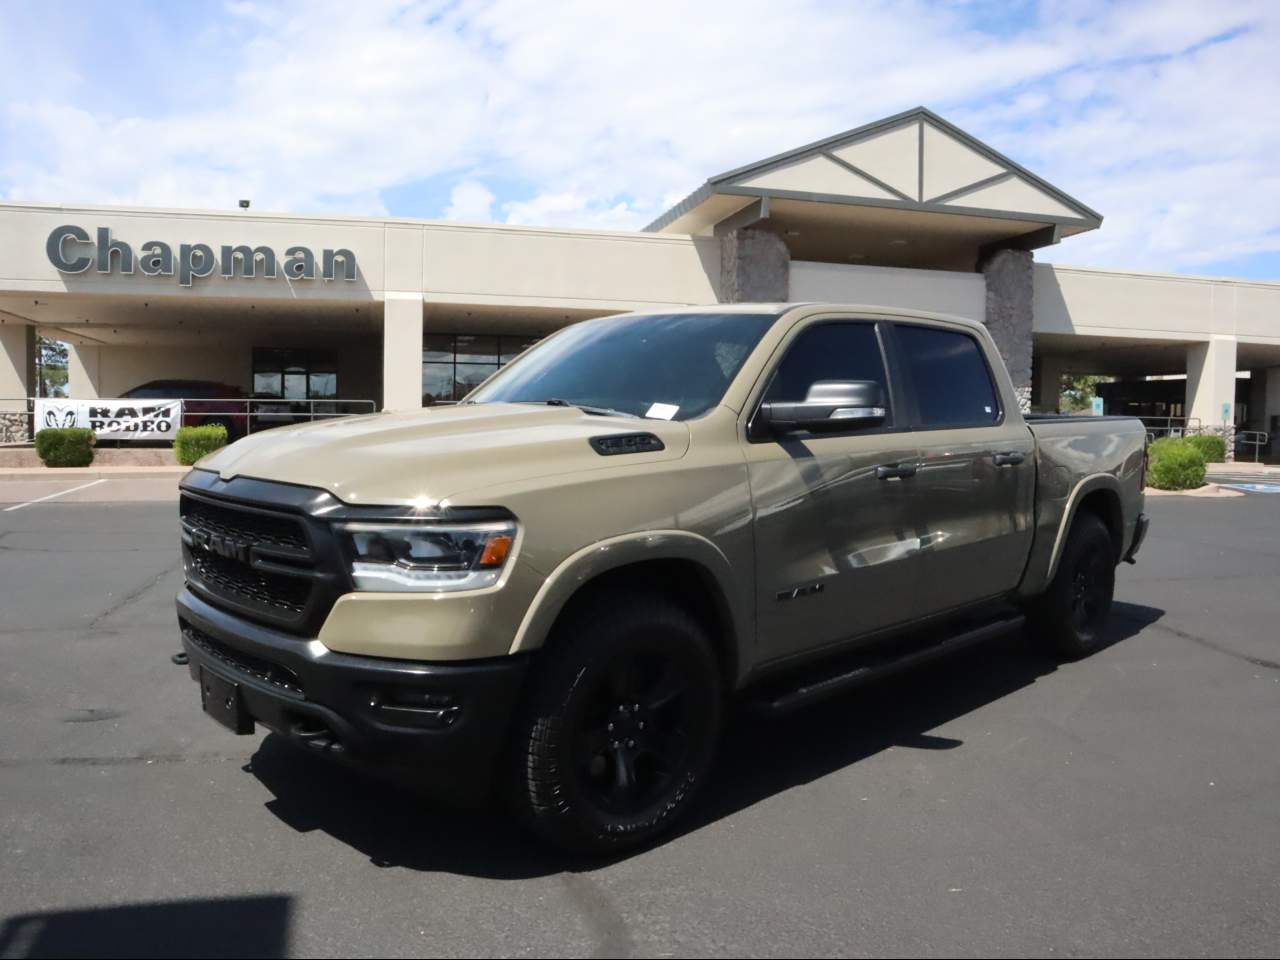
[174,424,228,465]
[34,428,95,467]
[33,424,230,468]
[1182,433,1226,464]
[1147,436,1207,491]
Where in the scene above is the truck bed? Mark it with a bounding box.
[1017,413,1148,597]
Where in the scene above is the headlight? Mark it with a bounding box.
[337,521,516,593]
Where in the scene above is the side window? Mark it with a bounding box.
[764,321,891,419]
[896,325,1000,428]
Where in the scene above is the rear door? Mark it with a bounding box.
[890,321,1036,615]
[745,318,924,664]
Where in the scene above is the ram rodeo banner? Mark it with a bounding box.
[174,303,1149,853]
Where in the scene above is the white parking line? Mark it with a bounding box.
[2,478,110,512]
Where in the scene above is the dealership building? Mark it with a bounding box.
[2,107,1279,447]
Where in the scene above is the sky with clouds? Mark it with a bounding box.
[1,0,1277,278]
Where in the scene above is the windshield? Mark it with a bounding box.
[466,312,778,421]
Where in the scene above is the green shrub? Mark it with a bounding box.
[1184,433,1226,464]
[1147,436,1185,461]
[1147,438,1206,490]
[174,424,228,465]
[34,427,95,467]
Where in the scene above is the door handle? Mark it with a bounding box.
[876,461,918,480]
[993,451,1026,466]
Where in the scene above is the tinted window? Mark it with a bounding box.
[469,312,777,421]
[422,334,543,404]
[764,322,890,415]
[252,348,337,400]
[896,325,999,428]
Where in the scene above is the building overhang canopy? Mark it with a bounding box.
[646,107,1102,269]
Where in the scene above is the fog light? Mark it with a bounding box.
[368,688,460,729]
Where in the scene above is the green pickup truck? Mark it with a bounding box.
[176,303,1149,852]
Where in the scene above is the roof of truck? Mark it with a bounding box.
[631,301,986,331]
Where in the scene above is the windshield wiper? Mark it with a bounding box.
[522,398,639,419]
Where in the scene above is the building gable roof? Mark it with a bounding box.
[645,107,1102,239]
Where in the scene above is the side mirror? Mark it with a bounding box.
[759,380,887,435]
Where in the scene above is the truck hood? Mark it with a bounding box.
[198,403,690,507]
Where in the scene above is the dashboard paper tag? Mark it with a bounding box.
[645,402,679,420]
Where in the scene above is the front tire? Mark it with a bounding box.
[1030,512,1117,659]
[511,590,722,854]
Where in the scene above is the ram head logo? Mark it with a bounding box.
[44,407,77,428]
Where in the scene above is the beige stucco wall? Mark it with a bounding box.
[420,223,719,310]
[68,342,250,398]
[0,202,720,311]
[1034,264,1280,345]
[0,320,33,411]
[789,261,986,321]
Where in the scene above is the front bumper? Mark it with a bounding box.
[177,587,529,800]
[1123,512,1150,564]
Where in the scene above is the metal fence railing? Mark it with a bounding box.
[172,399,378,435]
[0,397,378,446]
[1235,430,1270,464]
[1138,415,1203,440]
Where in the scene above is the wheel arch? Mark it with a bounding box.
[1045,474,1125,582]
[509,531,750,689]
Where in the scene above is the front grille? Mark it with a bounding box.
[181,490,328,632]
[180,494,308,553]
[188,549,312,615]
[183,623,303,696]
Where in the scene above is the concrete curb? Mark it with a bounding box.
[0,466,189,481]
[1205,462,1280,476]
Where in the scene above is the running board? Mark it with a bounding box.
[747,613,1026,716]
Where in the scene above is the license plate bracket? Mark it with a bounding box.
[200,667,254,735]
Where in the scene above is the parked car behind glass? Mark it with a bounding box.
[122,379,248,439]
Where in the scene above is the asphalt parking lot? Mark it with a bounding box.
[0,481,1277,958]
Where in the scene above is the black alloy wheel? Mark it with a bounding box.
[1030,511,1116,659]
[571,650,698,816]
[513,590,722,854]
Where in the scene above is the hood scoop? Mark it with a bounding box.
[589,432,666,456]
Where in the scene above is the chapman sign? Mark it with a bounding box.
[46,226,358,287]
[35,398,181,440]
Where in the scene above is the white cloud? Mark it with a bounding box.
[1,0,1277,274]
[501,191,639,231]
[444,180,496,222]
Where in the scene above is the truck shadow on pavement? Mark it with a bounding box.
[248,602,1163,879]
[0,895,292,959]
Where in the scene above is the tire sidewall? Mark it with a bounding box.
[520,603,722,852]
[1042,514,1116,658]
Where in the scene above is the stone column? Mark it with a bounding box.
[719,228,789,303]
[382,293,425,411]
[0,320,34,442]
[1186,335,1238,460]
[980,248,1034,411]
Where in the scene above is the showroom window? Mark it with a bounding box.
[422,334,541,404]
[252,348,339,400]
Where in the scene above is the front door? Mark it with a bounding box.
[890,321,1036,616]
[746,319,925,665]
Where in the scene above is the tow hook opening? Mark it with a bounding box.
[287,717,346,755]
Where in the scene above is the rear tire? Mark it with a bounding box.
[510,589,722,854]
[1030,512,1116,659]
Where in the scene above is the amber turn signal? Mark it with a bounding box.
[478,534,514,568]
